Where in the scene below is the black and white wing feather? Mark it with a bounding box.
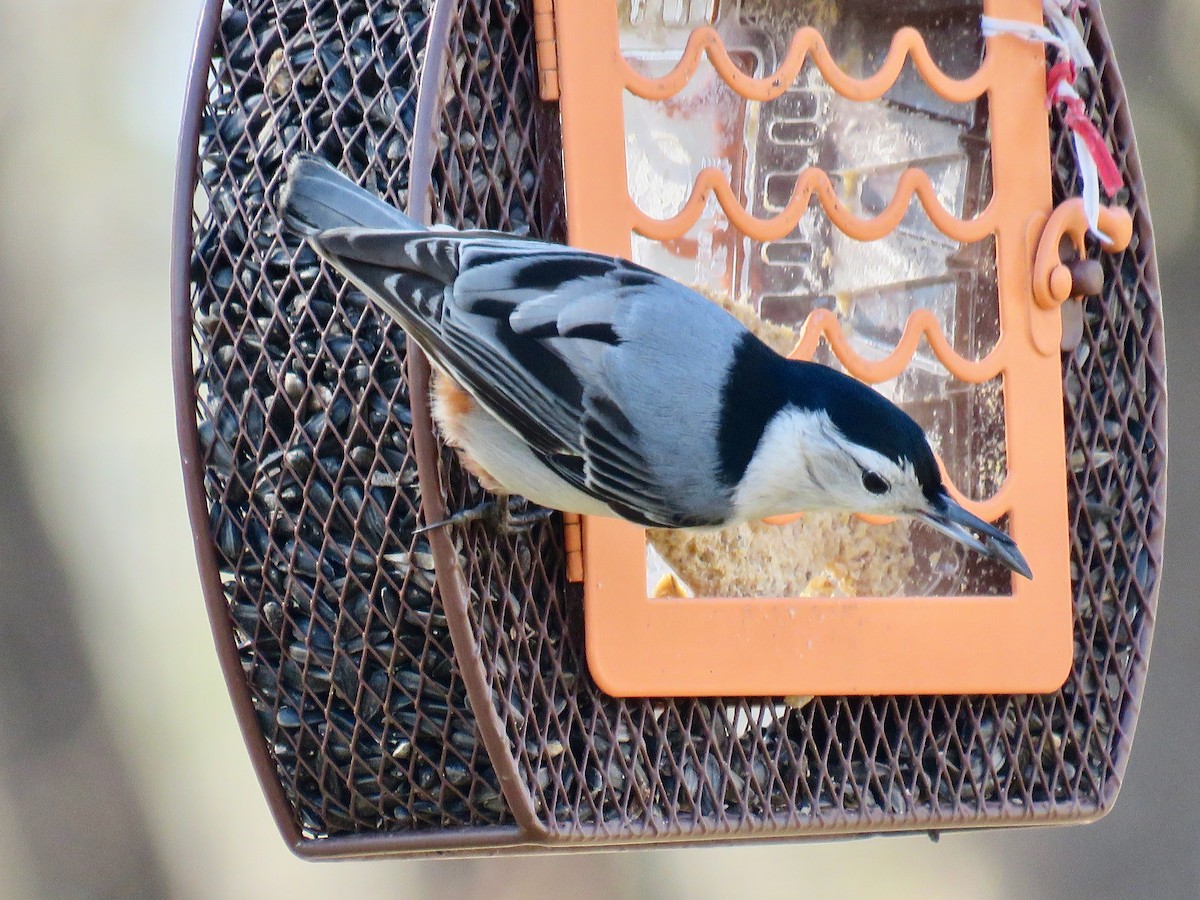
[280,157,745,527]
[308,228,736,526]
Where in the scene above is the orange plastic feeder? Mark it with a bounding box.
[177,0,1164,855]
[542,0,1133,698]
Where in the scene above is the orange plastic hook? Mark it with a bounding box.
[1032,199,1133,309]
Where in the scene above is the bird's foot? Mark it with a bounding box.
[415,496,554,536]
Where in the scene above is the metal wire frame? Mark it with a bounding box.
[172,0,1165,857]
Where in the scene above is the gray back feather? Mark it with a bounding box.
[598,286,744,522]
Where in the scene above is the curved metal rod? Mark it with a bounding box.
[170,0,311,852]
[406,0,547,841]
[1083,0,1166,803]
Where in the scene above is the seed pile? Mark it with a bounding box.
[191,0,509,837]
[185,0,1162,846]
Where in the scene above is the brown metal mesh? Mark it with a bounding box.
[173,0,1164,855]
[426,0,1164,840]
[182,0,513,842]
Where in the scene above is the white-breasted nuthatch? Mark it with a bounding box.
[280,155,1032,579]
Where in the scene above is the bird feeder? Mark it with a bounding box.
[174,0,1166,857]
[553,0,1135,698]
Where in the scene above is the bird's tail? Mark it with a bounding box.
[278,154,422,235]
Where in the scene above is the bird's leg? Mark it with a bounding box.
[414,500,497,534]
[503,502,558,531]
[415,495,554,536]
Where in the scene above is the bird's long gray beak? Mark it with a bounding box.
[917,493,1033,580]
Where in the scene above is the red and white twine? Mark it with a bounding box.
[982,0,1123,241]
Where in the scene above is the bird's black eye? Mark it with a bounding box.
[861,470,889,495]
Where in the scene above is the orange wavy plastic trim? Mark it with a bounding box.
[551,0,1122,697]
[620,25,993,103]
[632,166,999,243]
[788,307,1008,384]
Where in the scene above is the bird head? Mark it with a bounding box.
[730,357,1032,580]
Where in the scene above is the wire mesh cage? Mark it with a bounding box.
[172,0,1165,857]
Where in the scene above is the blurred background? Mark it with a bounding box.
[0,1,1194,897]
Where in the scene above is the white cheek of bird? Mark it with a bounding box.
[730,405,926,522]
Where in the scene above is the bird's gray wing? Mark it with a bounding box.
[307,228,716,526]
